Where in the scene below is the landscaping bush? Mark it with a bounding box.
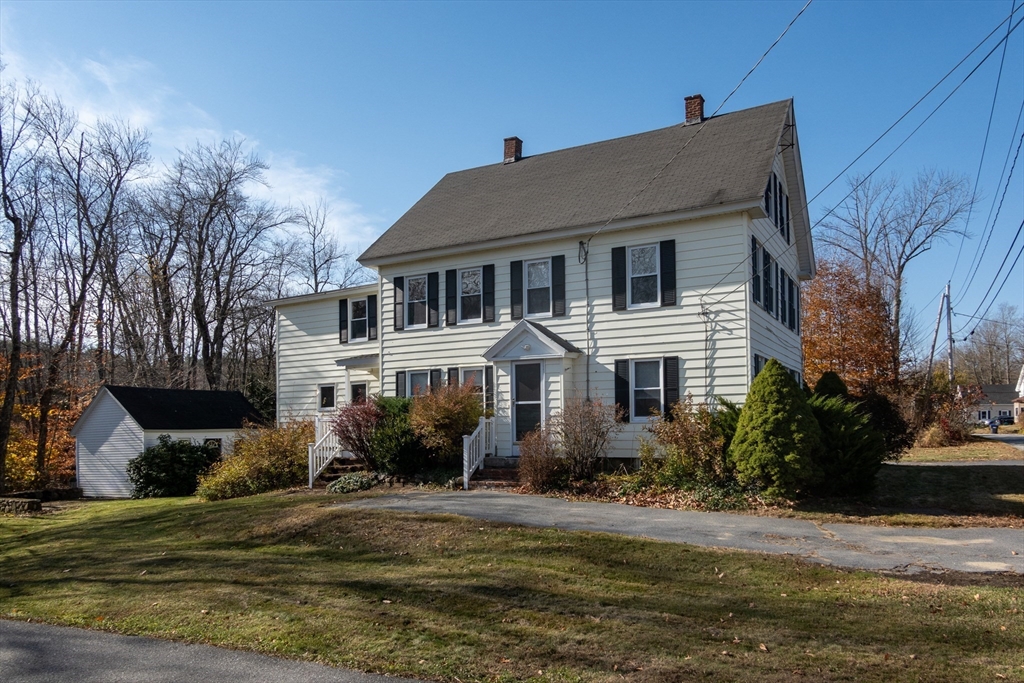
[332,399,384,465]
[550,395,623,481]
[807,394,887,496]
[813,371,849,398]
[517,427,566,492]
[728,359,822,499]
[126,435,220,498]
[369,396,425,475]
[645,394,727,484]
[326,471,381,494]
[196,421,313,501]
[409,382,483,467]
[916,421,951,448]
[713,397,743,454]
[855,390,912,460]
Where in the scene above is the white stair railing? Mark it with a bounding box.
[463,416,495,490]
[307,414,353,488]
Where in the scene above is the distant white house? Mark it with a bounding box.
[974,383,1020,424]
[1014,365,1024,422]
[71,386,262,498]
[273,95,815,483]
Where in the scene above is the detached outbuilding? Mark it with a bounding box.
[71,385,263,498]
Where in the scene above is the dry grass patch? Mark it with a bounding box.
[1,493,1022,682]
[902,437,1021,463]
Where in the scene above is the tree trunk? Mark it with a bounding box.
[0,212,24,494]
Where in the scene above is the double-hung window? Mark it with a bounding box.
[459,268,482,323]
[628,244,659,308]
[406,275,428,328]
[461,367,485,406]
[632,359,662,421]
[318,384,336,411]
[350,298,368,341]
[525,258,551,317]
[408,371,430,397]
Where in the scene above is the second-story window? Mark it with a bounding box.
[406,275,427,327]
[628,244,659,308]
[526,259,551,316]
[459,268,482,322]
[350,298,367,341]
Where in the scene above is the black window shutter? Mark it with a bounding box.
[367,294,378,340]
[445,269,457,326]
[427,272,439,328]
[551,254,566,317]
[447,367,459,385]
[780,269,788,326]
[393,277,404,330]
[429,369,443,392]
[784,195,791,243]
[482,264,495,322]
[338,298,349,344]
[751,237,761,304]
[611,247,627,311]
[660,239,676,306]
[663,356,680,414]
[485,366,494,413]
[510,260,524,320]
[396,371,406,398]
[788,277,797,331]
[614,359,630,422]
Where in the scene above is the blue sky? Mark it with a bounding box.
[2,0,1021,345]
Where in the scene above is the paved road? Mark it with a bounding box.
[979,433,1024,451]
[344,490,1024,574]
[895,459,1023,467]
[0,620,412,683]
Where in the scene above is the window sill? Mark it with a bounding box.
[626,303,660,311]
[524,312,553,320]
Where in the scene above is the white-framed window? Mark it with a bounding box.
[408,370,430,397]
[406,275,428,328]
[350,298,368,341]
[978,410,990,420]
[628,244,660,308]
[318,384,336,411]
[631,358,662,422]
[461,366,485,406]
[459,267,483,323]
[351,382,368,403]
[525,258,552,317]
[998,410,1010,417]
[203,438,223,456]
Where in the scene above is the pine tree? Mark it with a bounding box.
[728,359,822,498]
[813,371,849,398]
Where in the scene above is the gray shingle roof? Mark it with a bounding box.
[360,100,792,262]
[979,384,1017,405]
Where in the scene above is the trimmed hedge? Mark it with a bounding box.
[126,435,220,498]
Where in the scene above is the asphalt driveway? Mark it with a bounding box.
[0,619,411,683]
[344,490,1024,574]
[979,432,1024,451]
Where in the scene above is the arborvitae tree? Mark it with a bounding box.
[728,359,822,498]
[814,371,849,398]
[807,394,887,496]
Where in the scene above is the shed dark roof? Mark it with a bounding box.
[104,386,263,431]
[359,99,791,262]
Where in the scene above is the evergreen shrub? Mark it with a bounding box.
[813,371,849,398]
[126,435,220,498]
[727,359,822,498]
[807,394,887,495]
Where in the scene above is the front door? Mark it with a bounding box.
[512,362,543,455]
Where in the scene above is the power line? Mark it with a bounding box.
[955,217,1024,337]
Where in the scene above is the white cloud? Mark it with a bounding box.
[0,9,380,254]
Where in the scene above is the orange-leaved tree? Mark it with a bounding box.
[801,259,893,394]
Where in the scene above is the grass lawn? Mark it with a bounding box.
[1,493,1022,682]
[901,437,1022,463]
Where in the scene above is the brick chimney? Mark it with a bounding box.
[685,94,705,124]
[503,136,522,164]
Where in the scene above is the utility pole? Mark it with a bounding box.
[926,288,946,385]
[945,283,955,385]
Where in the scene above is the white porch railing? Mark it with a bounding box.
[463,416,495,490]
[308,414,353,487]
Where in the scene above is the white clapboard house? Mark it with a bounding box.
[72,385,262,497]
[273,95,815,486]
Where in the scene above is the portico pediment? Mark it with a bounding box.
[483,320,582,362]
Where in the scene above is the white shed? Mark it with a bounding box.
[71,385,262,498]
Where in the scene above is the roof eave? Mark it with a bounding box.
[265,282,378,308]
[359,197,766,268]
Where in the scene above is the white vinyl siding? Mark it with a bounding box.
[142,429,238,452]
[74,391,145,498]
[275,284,379,423]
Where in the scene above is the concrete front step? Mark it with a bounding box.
[469,467,520,490]
[483,456,519,469]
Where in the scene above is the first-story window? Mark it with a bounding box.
[406,275,427,327]
[628,244,659,307]
[461,367,485,404]
[318,384,336,410]
[632,359,662,421]
[351,383,368,403]
[203,438,222,456]
[525,259,551,316]
[408,371,430,397]
[350,298,368,341]
[752,354,766,379]
[978,410,990,421]
[459,268,482,322]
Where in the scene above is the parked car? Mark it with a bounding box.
[995,415,1014,426]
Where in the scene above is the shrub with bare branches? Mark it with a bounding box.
[518,427,564,492]
[332,400,383,465]
[644,394,728,484]
[548,395,623,482]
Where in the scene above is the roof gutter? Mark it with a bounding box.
[358,197,767,268]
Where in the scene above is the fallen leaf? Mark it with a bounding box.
[200,609,208,614]
[909,654,917,660]
[781,593,788,597]
[760,643,770,652]
[974,594,981,601]
[139,570,147,576]
[382,599,392,604]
